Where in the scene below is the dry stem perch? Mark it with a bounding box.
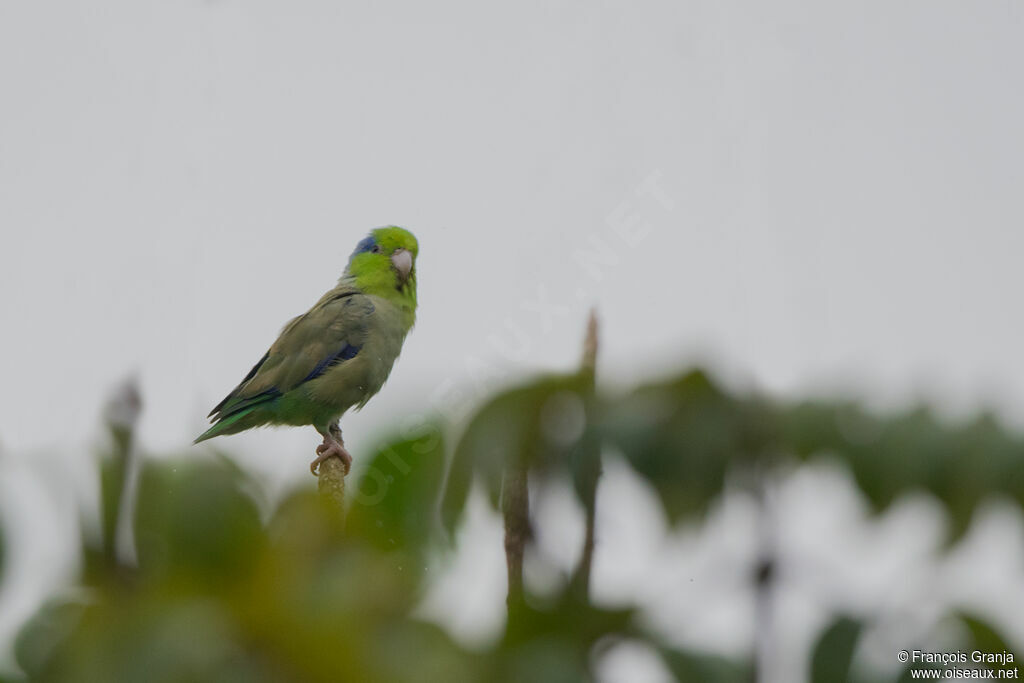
[317,453,348,511]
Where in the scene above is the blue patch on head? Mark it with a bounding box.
[353,235,377,256]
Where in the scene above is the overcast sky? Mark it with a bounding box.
[1,1,1023,680]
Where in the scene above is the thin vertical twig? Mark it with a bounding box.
[573,488,598,598]
[504,311,601,612]
[571,310,600,598]
[581,309,598,373]
[753,467,778,683]
[502,463,530,610]
[103,377,142,569]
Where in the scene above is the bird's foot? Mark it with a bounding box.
[310,437,352,476]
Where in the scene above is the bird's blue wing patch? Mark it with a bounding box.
[303,343,363,383]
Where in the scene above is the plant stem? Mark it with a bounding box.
[571,309,600,598]
[581,309,598,373]
[103,377,142,569]
[317,456,348,517]
[502,463,530,610]
[753,469,777,683]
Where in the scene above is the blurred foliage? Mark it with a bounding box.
[446,367,1024,540]
[883,614,1019,683]
[598,370,776,522]
[809,616,861,683]
[3,366,1023,681]
[658,646,752,683]
[16,435,485,683]
[960,612,1015,660]
[442,373,598,535]
[346,432,447,570]
[783,404,1024,542]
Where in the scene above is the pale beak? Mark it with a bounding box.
[391,248,413,281]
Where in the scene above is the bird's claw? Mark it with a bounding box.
[310,440,352,476]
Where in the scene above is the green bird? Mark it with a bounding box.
[195,226,418,475]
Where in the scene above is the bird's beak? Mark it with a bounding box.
[391,248,413,281]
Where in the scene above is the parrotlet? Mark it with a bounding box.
[195,226,418,475]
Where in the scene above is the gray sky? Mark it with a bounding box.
[3,0,1023,458]
[2,1,1023,680]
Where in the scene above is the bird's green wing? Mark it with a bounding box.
[207,285,375,422]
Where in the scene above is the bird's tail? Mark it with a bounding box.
[194,406,263,444]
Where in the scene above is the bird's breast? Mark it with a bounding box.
[308,296,410,409]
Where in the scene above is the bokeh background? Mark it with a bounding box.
[2,1,1023,681]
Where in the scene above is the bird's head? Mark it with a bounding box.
[347,226,419,297]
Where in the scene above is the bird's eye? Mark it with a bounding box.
[371,245,381,254]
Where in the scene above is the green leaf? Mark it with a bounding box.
[495,594,634,683]
[658,646,751,683]
[346,427,447,564]
[809,616,862,683]
[929,416,1024,544]
[14,598,86,679]
[958,613,1016,671]
[133,458,264,582]
[442,373,595,534]
[367,620,482,683]
[601,370,774,524]
[781,402,1024,544]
